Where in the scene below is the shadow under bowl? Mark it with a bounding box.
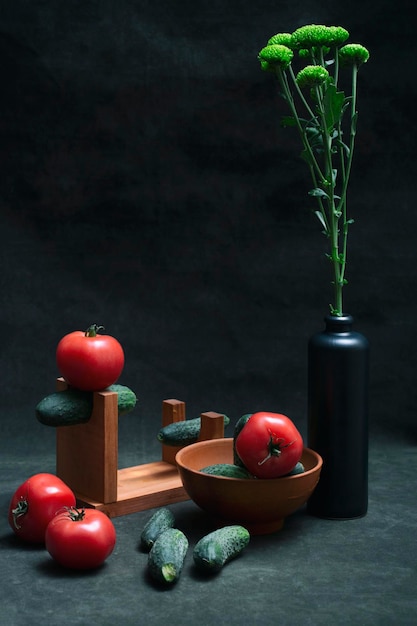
[176,438,323,535]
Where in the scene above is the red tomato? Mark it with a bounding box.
[56,324,124,391]
[45,507,116,569]
[235,412,303,478]
[8,473,76,543]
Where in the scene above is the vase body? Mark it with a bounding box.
[307,314,369,519]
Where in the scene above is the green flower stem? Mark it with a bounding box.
[259,27,369,316]
[288,64,316,121]
[279,65,332,236]
[314,82,344,314]
[276,69,325,187]
[333,47,340,87]
[337,63,359,291]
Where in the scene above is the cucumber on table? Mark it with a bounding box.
[147,528,189,585]
[36,384,137,427]
[193,525,250,573]
[157,414,230,446]
[140,508,175,551]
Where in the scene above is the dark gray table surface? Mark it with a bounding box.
[1,419,415,626]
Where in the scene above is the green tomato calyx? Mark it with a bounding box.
[258,434,296,466]
[11,498,29,530]
[85,324,105,337]
[65,507,86,522]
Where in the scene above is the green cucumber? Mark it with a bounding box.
[36,390,94,427]
[233,413,252,467]
[285,461,305,476]
[36,384,137,427]
[106,384,137,416]
[157,414,230,446]
[140,508,175,551]
[200,463,254,479]
[147,528,189,585]
[193,525,250,573]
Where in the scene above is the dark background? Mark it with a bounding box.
[1,2,416,624]
[1,0,416,450]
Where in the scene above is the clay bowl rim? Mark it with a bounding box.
[175,437,323,483]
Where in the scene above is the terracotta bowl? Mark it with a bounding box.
[176,438,323,535]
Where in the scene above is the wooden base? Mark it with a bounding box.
[55,378,226,517]
[75,461,189,517]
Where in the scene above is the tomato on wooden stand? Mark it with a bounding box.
[235,412,303,479]
[8,473,76,544]
[56,324,125,391]
[45,507,116,569]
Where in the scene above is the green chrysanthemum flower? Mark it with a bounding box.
[327,26,350,46]
[338,43,370,66]
[259,60,275,73]
[267,32,293,48]
[258,44,294,70]
[296,65,329,89]
[291,24,349,49]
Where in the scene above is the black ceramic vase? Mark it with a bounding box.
[307,314,369,519]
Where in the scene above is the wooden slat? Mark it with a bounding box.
[74,461,188,517]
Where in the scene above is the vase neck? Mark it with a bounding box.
[324,314,354,333]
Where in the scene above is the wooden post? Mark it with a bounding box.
[161,399,186,465]
[56,381,118,503]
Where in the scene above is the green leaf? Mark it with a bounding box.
[281,115,297,128]
[323,83,346,131]
[335,138,350,157]
[341,98,352,115]
[305,124,323,149]
[314,210,328,232]
[329,304,342,316]
[309,188,329,199]
[343,218,354,233]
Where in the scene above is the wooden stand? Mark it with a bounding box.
[55,378,226,517]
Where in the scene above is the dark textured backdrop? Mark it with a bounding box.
[0,2,416,624]
[1,0,415,454]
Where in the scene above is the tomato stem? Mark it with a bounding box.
[85,324,104,337]
[258,436,296,466]
[11,499,28,530]
[65,507,86,521]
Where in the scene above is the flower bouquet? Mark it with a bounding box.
[258,24,369,316]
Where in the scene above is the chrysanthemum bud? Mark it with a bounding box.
[338,43,370,66]
[258,44,294,70]
[267,33,293,48]
[259,60,275,73]
[296,65,329,88]
[327,26,350,46]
